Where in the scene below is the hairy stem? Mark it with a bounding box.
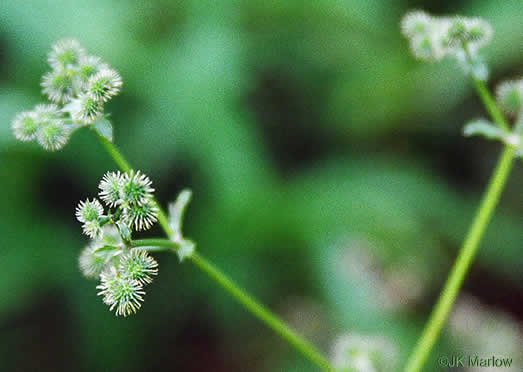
[404,80,516,372]
[95,133,336,372]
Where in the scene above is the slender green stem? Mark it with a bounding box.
[190,252,336,372]
[462,44,509,131]
[94,131,132,172]
[93,131,176,237]
[131,238,335,371]
[472,78,510,131]
[132,238,178,250]
[94,133,336,372]
[404,80,516,372]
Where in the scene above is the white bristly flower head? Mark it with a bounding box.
[120,250,158,285]
[402,11,493,66]
[98,171,125,207]
[12,111,39,141]
[496,79,523,115]
[400,10,432,39]
[41,68,77,104]
[401,13,451,62]
[79,244,110,278]
[66,93,103,124]
[331,333,398,372]
[34,103,63,121]
[48,39,86,69]
[87,68,123,103]
[121,170,155,206]
[122,198,159,231]
[36,119,70,151]
[97,267,145,317]
[463,17,493,55]
[76,55,107,85]
[76,198,104,223]
[79,226,123,278]
[82,219,102,239]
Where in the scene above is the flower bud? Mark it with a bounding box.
[99,171,124,207]
[76,55,107,85]
[66,93,103,124]
[122,198,159,231]
[76,198,104,223]
[12,111,39,141]
[79,239,121,278]
[97,267,145,317]
[121,170,155,206]
[120,250,158,285]
[48,39,86,69]
[36,119,70,151]
[87,68,123,103]
[41,68,76,104]
[401,11,432,39]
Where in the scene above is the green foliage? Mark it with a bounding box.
[2,1,523,372]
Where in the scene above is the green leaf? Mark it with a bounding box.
[513,111,523,135]
[116,221,132,243]
[92,117,113,142]
[168,189,192,240]
[463,119,507,140]
[176,239,195,262]
[93,245,121,258]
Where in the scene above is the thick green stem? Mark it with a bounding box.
[404,79,516,372]
[95,133,336,372]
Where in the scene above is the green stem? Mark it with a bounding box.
[93,131,177,238]
[190,252,335,372]
[131,238,335,371]
[472,78,510,131]
[462,43,509,131]
[404,80,516,372]
[132,238,179,249]
[94,131,132,172]
[95,133,336,372]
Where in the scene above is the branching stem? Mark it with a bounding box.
[404,75,516,372]
[94,134,336,372]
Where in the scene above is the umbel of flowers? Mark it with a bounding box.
[12,39,122,151]
[401,11,493,80]
[76,170,159,316]
[401,11,523,152]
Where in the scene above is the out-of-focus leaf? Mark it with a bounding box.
[92,118,114,142]
[463,119,507,139]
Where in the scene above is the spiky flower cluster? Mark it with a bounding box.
[76,170,159,316]
[11,39,122,151]
[77,170,158,236]
[401,11,493,79]
[402,11,523,158]
[331,333,398,372]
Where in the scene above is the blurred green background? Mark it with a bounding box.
[1,1,522,371]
